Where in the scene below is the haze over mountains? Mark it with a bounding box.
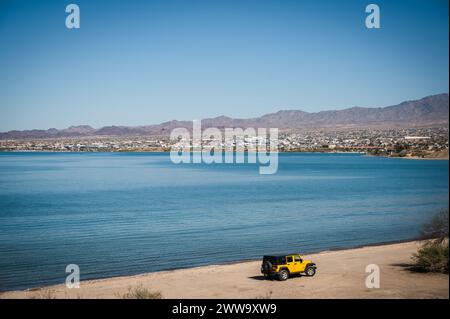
[1,94,448,139]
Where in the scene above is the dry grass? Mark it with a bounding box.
[29,289,56,299]
[255,290,273,299]
[120,285,163,299]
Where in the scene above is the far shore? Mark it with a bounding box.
[1,149,448,160]
[1,240,448,299]
[397,155,449,160]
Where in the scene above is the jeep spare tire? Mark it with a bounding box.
[262,261,272,272]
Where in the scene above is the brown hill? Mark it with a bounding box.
[1,93,448,139]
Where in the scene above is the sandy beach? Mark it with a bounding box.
[1,241,448,299]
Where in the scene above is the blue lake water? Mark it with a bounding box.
[0,152,448,291]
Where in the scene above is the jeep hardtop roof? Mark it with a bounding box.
[263,254,302,258]
[263,255,304,265]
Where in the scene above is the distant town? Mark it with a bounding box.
[1,126,448,159]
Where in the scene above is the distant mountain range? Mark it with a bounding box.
[1,93,448,139]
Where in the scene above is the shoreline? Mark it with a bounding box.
[1,240,448,299]
[1,150,448,160]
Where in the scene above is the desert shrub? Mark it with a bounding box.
[412,209,449,273]
[121,285,162,299]
[420,209,449,243]
[412,241,449,274]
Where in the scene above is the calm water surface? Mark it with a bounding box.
[0,152,448,290]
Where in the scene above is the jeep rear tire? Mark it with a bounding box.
[305,267,316,277]
[278,269,289,281]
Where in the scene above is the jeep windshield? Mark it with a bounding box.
[263,256,286,265]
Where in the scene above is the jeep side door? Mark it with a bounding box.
[285,256,297,273]
[291,255,304,273]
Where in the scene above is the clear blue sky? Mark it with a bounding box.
[0,0,448,131]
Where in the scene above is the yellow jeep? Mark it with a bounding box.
[261,254,317,281]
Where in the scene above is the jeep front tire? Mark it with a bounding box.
[278,269,289,281]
